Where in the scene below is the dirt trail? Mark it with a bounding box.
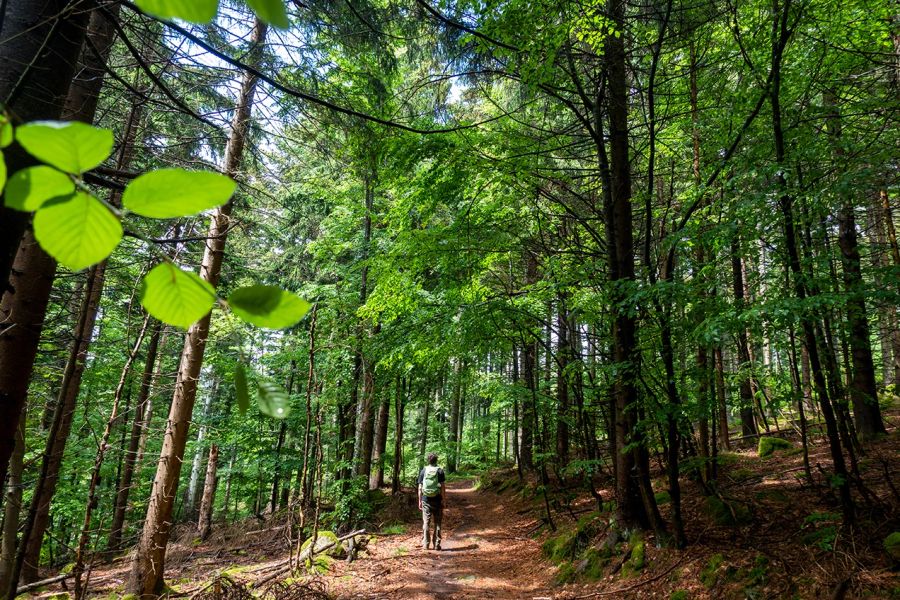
[330,479,555,599]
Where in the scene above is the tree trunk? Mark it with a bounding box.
[837,201,886,440]
[769,0,853,521]
[72,315,151,598]
[448,361,461,473]
[108,319,163,551]
[197,445,219,541]
[369,388,390,489]
[520,254,537,472]
[391,378,405,494]
[556,294,570,466]
[0,0,96,296]
[0,411,26,592]
[126,20,268,597]
[0,0,111,506]
[730,235,758,437]
[714,347,731,449]
[418,387,431,470]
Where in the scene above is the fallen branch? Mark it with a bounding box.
[251,529,366,589]
[16,573,72,594]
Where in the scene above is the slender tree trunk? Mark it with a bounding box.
[769,0,853,521]
[730,236,758,437]
[271,361,295,510]
[448,361,461,473]
[126,20,268,597]
[391,378,405,494]
[197,445,219,541]
[836,198,886,439]
[520,254,537,471]
[556,293,570,466]
[353,175,377,480]
[370,389,390,489]
[418,388,431,469]
[73,315,151,598]
[0,411,26,592]
[108,319,163,551]
[714,347,730,449]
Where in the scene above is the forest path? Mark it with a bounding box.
[330,479,555,599]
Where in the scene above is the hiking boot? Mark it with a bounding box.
[435,542,441,551]
[423,542,430,550]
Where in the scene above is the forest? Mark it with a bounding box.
[0,0,898,598]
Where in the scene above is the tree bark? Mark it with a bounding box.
[197,445,219,541]
[369,388,390,489]
[126,20,268,597]
[448,361,461,473]
[730,235,758,437]
[0,411,26,592]
[391,378,405,494]
[0,0,109,505]
[0,0,96,294]
[108,319,163,551]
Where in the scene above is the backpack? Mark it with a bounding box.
[422,465,441,497]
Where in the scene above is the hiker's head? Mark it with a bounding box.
[427,453,438,465]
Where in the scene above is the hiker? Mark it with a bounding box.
[418,452,446,550]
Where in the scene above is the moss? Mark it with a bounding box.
[730,468,755,482]
[703,496,750,526]
[542,513,602,565]
[301,530,345,558]
[576,547,610,581]
[716,452,740,467]
[621,537,646,579]
[701,553,725,588]
[884,532,900,561]
[758,436,792,457]
[654,491,671,505]
[306,554,331,574]
[670,591,689,600]
[554,561,576,585]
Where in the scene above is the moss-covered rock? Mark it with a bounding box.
[884,532,900,562]
[758,436,792,457]
[301,530,346,559]
[620,537,646,579]
[542,513,601,564]
[575,547,610,581]
[703,496,751,526]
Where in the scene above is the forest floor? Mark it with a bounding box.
[23,413,900,600]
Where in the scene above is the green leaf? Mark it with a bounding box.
[135,0,219,23]
[257,380,291,419]
[122,168,236,218]
[235,363,250,415]
[246,0,289,28]
[16,121,113,174]
[33,192,122,271]
[139,262,217,328]
[0,116,12,148]
[0,153,6,192]
[228,285,310,329]
[5,166,75,211]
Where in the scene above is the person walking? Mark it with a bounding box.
[418,452,446,550]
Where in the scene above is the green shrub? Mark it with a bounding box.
[758,436,792,457]
[655,490,671,505]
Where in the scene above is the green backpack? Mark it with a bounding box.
[422,465,441,497]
